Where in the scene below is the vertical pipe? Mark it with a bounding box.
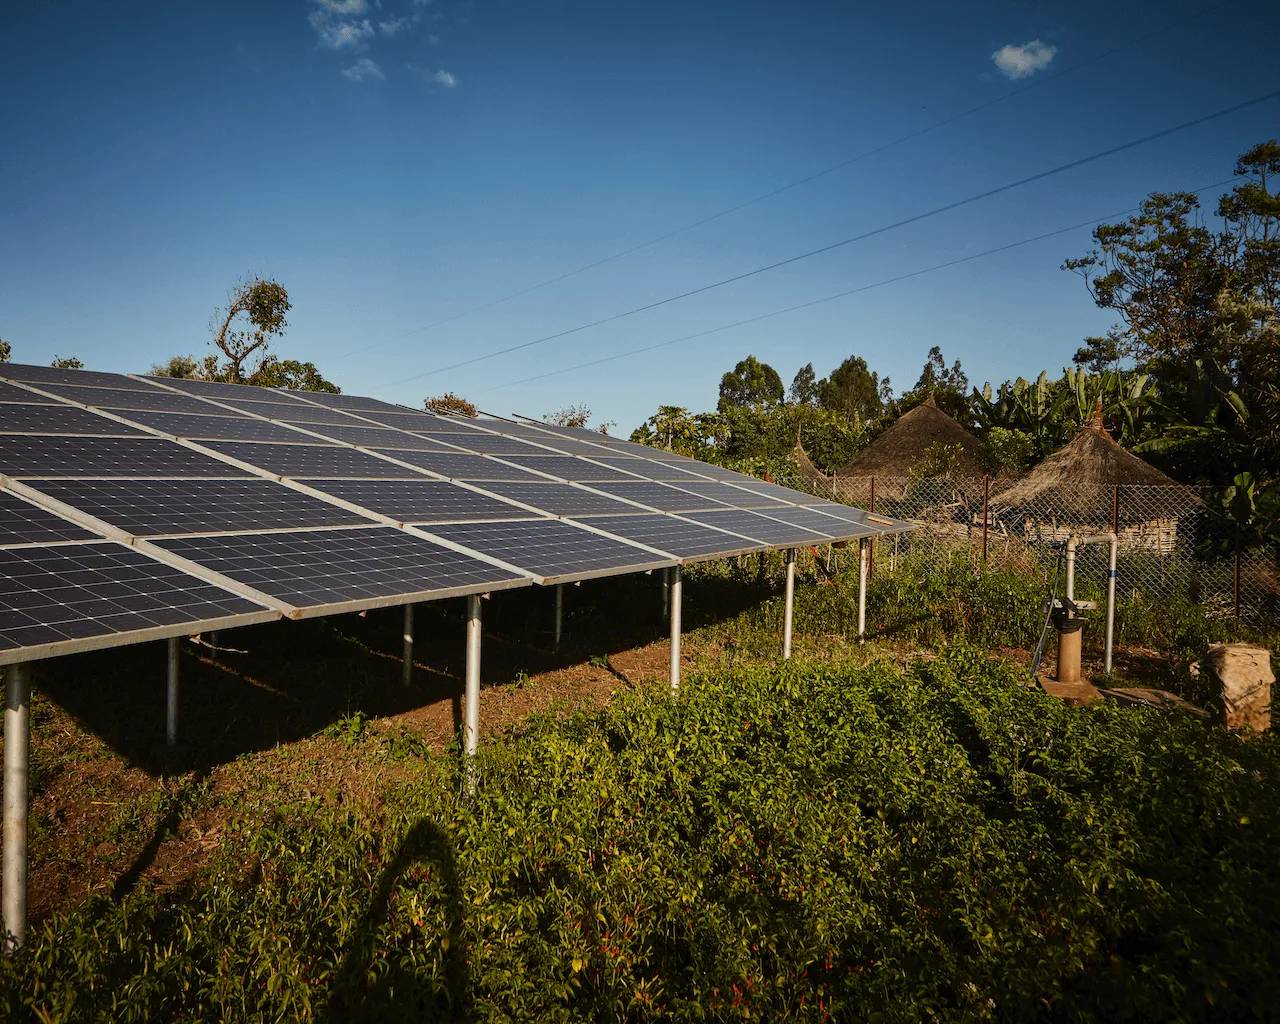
[1105,535,1117,675]
[464,596,482,761]
[782,548,796,660]
[402,604,415,687]
[553,585,563,651]
[1064,537,1077,604]
[166,638,180,747]
[857,538,868,641]
[3,663,30,951]
[669,566,683,691]
[661,567,669,619]
[981,474,990,565]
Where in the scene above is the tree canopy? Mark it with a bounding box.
[717,355,784,412]
[425,393,478,417]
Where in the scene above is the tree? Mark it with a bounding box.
[425,393,477,417]
[0,339,10,363]
[817,355,884,422]
[151,354,221,380]
[717,355,783,412]
[1071,332,1129,372]
[789,363,819,405]
[249,357,339,393]
[50,356,83,369]
[544,404,591,429]
[210,276,291,384]
[898,345,969,420]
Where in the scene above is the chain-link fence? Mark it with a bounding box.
[775,472,1278,628]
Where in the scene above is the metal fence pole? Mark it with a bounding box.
[3,663,30,952]
[782,549,796,660]
[1105,535,1117,674]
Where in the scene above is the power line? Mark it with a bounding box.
[472,176,1243,395]
[394,88,1280,385]
[336,1,1230,364]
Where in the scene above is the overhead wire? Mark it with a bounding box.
[393,87,1280,385]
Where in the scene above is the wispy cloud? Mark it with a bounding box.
[431,68,458,88]
[991,39,1057,79]
[309,11,375,49]
[379,16,411,36]
[314,0,368,13]
[342,57,385,82]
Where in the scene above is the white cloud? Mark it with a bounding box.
[314,0,367,13]
[379,16,411,36]
[431,68,458,88]
[991,39,1057,79]
[341,57,385,82]
[309,11,375,49]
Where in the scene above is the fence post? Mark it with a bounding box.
[868,476,876,582]
[981,474,990,566]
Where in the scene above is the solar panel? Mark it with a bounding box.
[758,507,877,539]
[0,436,241,478]
[200,441,411,479]
[471,481,642,516]
[371,449,550,482]
[732,480,826,505]
[212,399,361,427]
[303,479,534,522]
[0,382,59,404]
[500,455,642,482]
[30,478,374,536]
[414,431,557,456]
[664,481,790,508]
[297,424,455,450]
[32,384,226,415]
[280,391,406,414]
[571,513,768,561]
[808,502,916,535]
[0,404,145,436]
[586,455,709,481]
[681,509,831,547]
[587,480,730,512]
[0,365,156,390]
[0,491,98,545]
[121,411,312,443]
[422,519,672,582]
[154,527,527,611]
[0,541,269,658]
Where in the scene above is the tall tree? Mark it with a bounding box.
[717,355,783,412]
[250,358,339,393]
[0,339,10,363]
[789,362,819,405]
[817,355,885,423]
[425,393,477,417]
[899,346,969,420]
[544,404,591,428]
[50,356,83,369]
[210,276,291,384]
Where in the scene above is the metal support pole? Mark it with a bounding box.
[1064,537,1078,604]
[553,585,563,652]
[783,548,796,660]
[3,663,30,951]
[669,566,683,691]
[857,539,868,641]
[402,604,415,687]
[661,568,669,619]
[1105,535,1117,675]
[166,638,180,747]
[464,596,482,760]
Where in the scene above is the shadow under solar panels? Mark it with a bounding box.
[29,478,375,536]
[0,404,145,436]
[571,513,768,561]
[0,436,242,478]
[202,441,412,479]
[154,527,528,614]
[680,509,831,547]
[421,518,674,583]
[0,491,98,545]
[303,479,534,522]
[0,541,274,663]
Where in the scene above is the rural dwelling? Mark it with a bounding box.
[990,402,1190,552]
[787,437,834,496]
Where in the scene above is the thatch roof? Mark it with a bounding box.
[835,396,985,479]
[991,403,1182,523]
[788,439,829,485]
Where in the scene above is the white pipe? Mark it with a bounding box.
[3,663,30,952]
[1105,535,1117,674]
[669,566,683,691]
[857,539,868,640]
[783,548,796,660]
[166,638,180,747]
[402,604,415,687]
[553,585,563,651]
[464,596,482,759]
[1065,537,1078,604]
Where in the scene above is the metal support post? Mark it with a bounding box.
[857,539,869,640]
[464,596,482,760]
[4,663,30,951]
[402,604,415,687]
[782,548,796,660]
[553,585,563,652]
[1064,537,1078,604]
[166,638,180,747]
[1105,535,1117,675]
[661,567,669,619]
[669,566,683,691]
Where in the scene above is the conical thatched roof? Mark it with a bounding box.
[991,402,1180,521]
[836,396,985,479]
[788,438,831,492]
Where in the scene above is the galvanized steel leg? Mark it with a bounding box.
[669,566,683,691]
[464,595,482,762]
[1105,536,1117,674]
[783,548,796,660]
[553,585,563,652]
[3,663,30,952]
[402,604,415,687]
[661,568,669,619]
[857,539,869,640]
[166,638,180,747]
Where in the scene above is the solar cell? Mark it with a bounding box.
[0,404,145,436]
[571,513,767,561]
[0,365,155,390]
[587,480,730,512]
[155,527,527,610]
[0,541,269,658]
[0,382,59,404]
[298,424,454,450]
[471,481,641,516]
[372,449,549,481]
[422,519,672,582]
[0,491,98,545]
[500,455,642,482]
[681,509,830,547]
[0,436,239,478]
[303,479,533,522]
[664,481,790,508]
[122,411,311,443]
[31,478,373,536]
[33,384,225,415]
[201,441,410,479]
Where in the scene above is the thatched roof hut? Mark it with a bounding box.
[787,438,832,495]
[835,395,986,481]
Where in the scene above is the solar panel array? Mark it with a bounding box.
[0,362,912,664]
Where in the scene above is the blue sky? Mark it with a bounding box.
[2,0,1277,432]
